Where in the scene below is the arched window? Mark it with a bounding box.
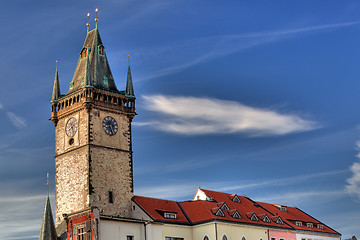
[241,236,246,240]
[204,236,209,240]
[222,235,228,240]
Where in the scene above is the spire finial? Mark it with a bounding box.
[55,60,58,72]
[46,172,50,197]
[128,55,130,67]
[86,13,90,33]
[95,8,99,29]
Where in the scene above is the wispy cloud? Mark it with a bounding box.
[221,169,348,192]
[346,139,360,199]
[0,193,54,240]
[255,189,345,205]
[135,21,360,81]
[0,103,3,110]
[135,95,319,136]
[6,112,26,128]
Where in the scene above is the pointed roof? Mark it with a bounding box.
[126,57,135,97]
[51,62,60,102]
[67,28,118,95]
[39,195,57,240]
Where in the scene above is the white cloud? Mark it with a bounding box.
[136,95,318,136]
[135,21,360,81]
[345,140,360,199]
[6,112,26,128]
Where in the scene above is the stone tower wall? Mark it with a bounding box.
[55,108,90,225]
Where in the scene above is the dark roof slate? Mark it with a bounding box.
[39,196,57,240]
[67,28,119,95]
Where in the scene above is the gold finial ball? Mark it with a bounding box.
[46,183,49,186]
[128,55,130,58]
[86,23,90,27]
[95,8,98,12]
[56,60,58,63]
[95,18,99,22]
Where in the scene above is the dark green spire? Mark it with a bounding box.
[67,28,118,95]
[126,56,134,97]
[51,61,60,102]
[39,194,57,240]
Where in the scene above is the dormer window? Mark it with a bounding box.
[295,221,302,227]
[263,215,270,223]
[214,208,225,217]
[307,223,313,228]
[81,48,89,58]
[231,195,241,203]
[220,202,230,211]
[164,212,177,219]
[276,216,283,225]
[317,224,323,229]
[250,213,258,221]
[280,206,287,212]
[231,210,241,219]
[98,45,105,56]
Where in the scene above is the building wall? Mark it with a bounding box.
[88,108,133,218]
[99,220,143,240]
[216,222,268,240]
[192,222,216,240]
[269,230,297,240]
[55,108,90,226]
[296,232,341,240]
[162,224,193,240]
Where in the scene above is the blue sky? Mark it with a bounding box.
[1,0,360,239]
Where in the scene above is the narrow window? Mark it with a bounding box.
[108,191,113,203]
[317,224,323,229]
[271,237,276,240]
[296,221,302,227]
[222,235,228,240]
[307,223,313,228]
[204,236,209,240]
[127,236,133,240]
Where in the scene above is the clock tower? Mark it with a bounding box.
[50,26,135,226]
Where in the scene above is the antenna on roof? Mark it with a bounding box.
[95,8,99,29]
[86,12,90,33]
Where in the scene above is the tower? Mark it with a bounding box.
[50,24,135,226]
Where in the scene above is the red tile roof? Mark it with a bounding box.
[255,201,340,235]
[132,195,190,224]
[132,188,340,236]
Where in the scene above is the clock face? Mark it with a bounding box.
[65,117,78,137]
[102,116,118,136]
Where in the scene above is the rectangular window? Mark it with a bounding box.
[165,237,184,240]
[271,238,276,240]
[307,223,313,228]
[77,226,86,240]
[127,236,134,240]
[109,191,113,203]
[317,224,324,229]
[296,221,303,227]
[164,212,177,219]
[280,238,285,240]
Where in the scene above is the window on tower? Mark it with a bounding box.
[109,191,114,203]
[81,48,88,58]
[98,45,104,55]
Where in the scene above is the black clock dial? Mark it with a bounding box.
[102,116,118,136]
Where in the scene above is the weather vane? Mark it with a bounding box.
[86,12,90,32]
[46,172,49,196]
[95,8,99,29]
